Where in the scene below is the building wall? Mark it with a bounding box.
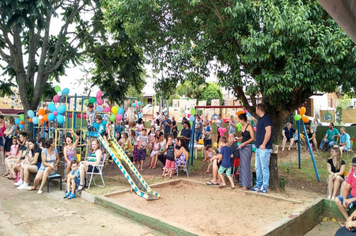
[327,92,338,109]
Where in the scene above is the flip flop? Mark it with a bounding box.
[219,184,226,188]
[206,181,219,185]
[76,184,84,192]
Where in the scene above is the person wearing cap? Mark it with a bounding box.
[335,157,356,224]
[181,121,192,142]
[162,114,172,140]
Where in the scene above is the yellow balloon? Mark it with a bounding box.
[111,106,118,114]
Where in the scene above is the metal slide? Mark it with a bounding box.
[93,132,160,200]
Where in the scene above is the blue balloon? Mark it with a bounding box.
[189,116,195,122]
[62,88,70,95]
[48,113,55,121]
[57,114,65,124]
[96,106,103,112]
[19,124,24,129]
[132,103,136,107]
[57,105,66,114]
[15,118,21,125]
[27,110,34,118]
[32,117,39,125]
[48,103,57,112]
[118,108,124,115]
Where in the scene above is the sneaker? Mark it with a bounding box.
[250,185,260,192]
[258,186,268,193]
[14,179,23,186]
[17,182,28,190]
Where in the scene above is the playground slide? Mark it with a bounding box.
[95,133,160,200]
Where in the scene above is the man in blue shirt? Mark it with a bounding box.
[162,114,172,140]
[339,127,351,153]
[319,123,340,151]
[251,103,273,193]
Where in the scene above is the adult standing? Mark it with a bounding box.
[63,130,80,181]
[203,120,212,147]
[162,114,172,140]
[281,122,296,151]
[216,114,223,143]
[251,103,273,193]
[238,113,255,190]
[229,115,236,135]
[181,121,192,143]
[195,115,203,143]
[0,114,6,165]
[171,117,178,139]
[319,122,340,151]
[157,133,167,166]
[4,117,17,156]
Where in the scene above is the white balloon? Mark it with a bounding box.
[39,115,43,120]
[57,92,62,96]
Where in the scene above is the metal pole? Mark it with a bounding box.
[302,122,321,182]
[298,120,301,169]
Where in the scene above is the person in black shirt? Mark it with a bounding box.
[181,121,192,143]
[172,117,178,139]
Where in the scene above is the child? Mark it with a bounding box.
[64,160,80,199]
[86,103,96,131]
[205,145,214,173]
[3,136,19,177]
[212,137,235,189]
[93,115,111,143]
[149,136,160,169]
[136,128,149,170]
[162,135,175,178]
[147,126,156,166]
[130,130,138,164]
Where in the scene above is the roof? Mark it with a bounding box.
[0,109,24,115]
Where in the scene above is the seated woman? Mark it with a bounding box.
[282,122,295,151]
[327,145,346,200]
[16,139,42,189]
[77,138,102,191]
[305,127,317,151]
[28,138,59,194]
[63,130,79,182]
[174,137,189,172]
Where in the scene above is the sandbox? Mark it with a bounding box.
[99,180,304,236]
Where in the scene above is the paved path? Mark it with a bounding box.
[0,165,161,236]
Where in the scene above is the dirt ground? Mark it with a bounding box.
[108,181,302,236]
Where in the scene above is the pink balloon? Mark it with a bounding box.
[97,98,103,105]
[136,105,139,108]
[243,108,248,113]
[53,95,60,103]
[53,111,58,116]
[253,127,257,132]
[116,114,123,121]
[83,114,87,119]
[187,114,191,118]
[96,90,103,98]
[222,128,226,132]
[103,107,110,113]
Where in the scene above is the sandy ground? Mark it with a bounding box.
[109,181,302,236]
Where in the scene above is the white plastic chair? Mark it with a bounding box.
[86,154,106,189]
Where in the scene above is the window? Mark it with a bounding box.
[330,98,333,108]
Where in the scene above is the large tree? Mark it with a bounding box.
[0,0,143,127]
[104,0,356,189]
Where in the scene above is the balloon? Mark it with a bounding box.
[38,108,45,116]
[118,108,124,115]
[294,114,301,121]
[116,114,123,121]
[189,116,195,122]
[57,114,65,124]
[53,95,60,103]
[243,108,248,113]
[40,119,45,125]
[32,117,39,125]
[187,114,191,118]
[96,106,103,112]
[29,118,32,123]
[62,88,70,95]
[103,107,111,113]
[89,97,96,104]
[57,105,66,114]
[19,125,24,129]
[253,127,257,132]
[302,116,309,123]
[190,121,193,127]
[111,106,118,114]
[247,112,252,117]
[110,114,116,122]
[15,118,21,125]
[20,114,25,121]
[53,111,58,116]
[251,120,255,126]
[237,142,241,146]
[135,105,139,109]
[54,85,61,93]
[135,100,138,103]
[57,92,62,96]
[96,90,103,98]
[43,115,48,122]
[96,98,103,105]
[252,147,256,152]
[236,123,242,132]
[38,115,43,120]
[137,102,141,106]
[237,111,244,116]
[190,108,196,116]
[48,113,55,121]
[222,128,226,132]
[300,107,306,116]
[27,110,34,118]
[132,103,136,107]
[48,103,57,112]
[20,121,24,125]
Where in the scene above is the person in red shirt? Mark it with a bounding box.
[336,157,356,225]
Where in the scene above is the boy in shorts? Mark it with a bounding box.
[211,136,235,189]
[86,103,96,131]
[93,115,111,143]
[64,160,80,199]
[137,128,149,170]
